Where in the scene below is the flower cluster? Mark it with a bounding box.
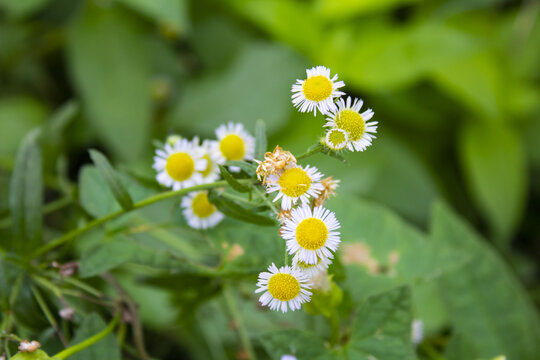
[153,122,255,229]
[255,65,374,313]
[292,65,378,152]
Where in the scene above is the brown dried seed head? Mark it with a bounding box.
[277,209,292,223]
[313,177,340,207]
[18,340,41,353]
[255,146,297,184]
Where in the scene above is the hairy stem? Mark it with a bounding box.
[30,180,252,258]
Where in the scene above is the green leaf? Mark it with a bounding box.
[9,128,43,252]
[89,149,134,211]
[10,350,54,360]
[341,287,416,360]
[258,329,332,360]
[224,160,257,176]
[208,191,277,226]
[314,0,420,19]
[78,235,138,278]
[69,313,121,360]
[66,2,152,161]
[167,42,306,136]
[459,121,527,244]
[218,165,251,193]
[0,0,50,18]
[118,0,189,34]
[430,202,540,360]
[78,165,155,218]
[254,119,267,161]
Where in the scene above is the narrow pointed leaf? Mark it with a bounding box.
[89,149,134,211]
[254,118,267,160]
[219,164,252,193]
[208,191,276,226]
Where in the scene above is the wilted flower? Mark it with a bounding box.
[313,176,340,207]
[18,340,41,353]
[255,145,297,184]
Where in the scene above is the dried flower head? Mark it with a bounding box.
[277,209,292,223]
[18,340,41,353]
[255,146,297,184]
[313,177,340,207]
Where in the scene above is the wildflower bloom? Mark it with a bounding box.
[212,122,255,171]
[313,176,340,207]
[281,204,341,264]
[255,145,297,184]
[181,191,224,229]
[292,252,332,278]
[266,165,324,210]
[193,136,220,183]
[291,66,345,115]
[255,263,312,313]
[18,340,41,353]
[153,139,207,190]
[325,96,377,152]
[324,128,349,151]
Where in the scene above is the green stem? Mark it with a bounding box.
[30,284,68,347]
[296,143,324,160]
[252,186,278,215]
[328,309,340,347]
[31,180,249,258]
[53,313,120,360]
[223,282,257,360]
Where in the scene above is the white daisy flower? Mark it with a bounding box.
[212,122,255,172]
[281,204,341,265]
[291,66,345,115]
[325,96,377,152]
[255,263,312,313]
[192,136,220,183]
[324,128,349,151]
[292,252,333,278]
[266,165,324,210]
[181,190,224,229]
[153,139,207,190]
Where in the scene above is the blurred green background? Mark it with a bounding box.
[1,0,540,359]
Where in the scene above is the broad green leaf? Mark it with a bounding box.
[431,202,540,360]
[342,286,417,360]
[258,329,332,360]
[78,165,155,219]
[254,119,267,161]
[314,0,421,19]
[0,97,46,161]
[167,42,306,136]
[118,0,189,34]
[69,313,121,360]
[66,2,152,160]
[9,129,43,252]
[459,121,527,244]
[218,165,251,193]
[10,350,53,360]
[79,235,138,278]
[89,149,134,211]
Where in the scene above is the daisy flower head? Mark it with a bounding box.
[212,122,255,172]
[292,252,333,278]
[181,190,224,229]
[324,127,349,151]
[325,96,377,152]
[266,165,324,210]
[153,139,207,190]
[255,263,312,313]
[192,136,220,183]
[291,66,345,115]
[281,204,341,264]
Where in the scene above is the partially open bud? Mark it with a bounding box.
[255,146,297,184]
[18,340,41,353]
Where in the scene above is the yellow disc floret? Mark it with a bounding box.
[296,218,328,250]
[302,75,333,102]
[335,109,365,141]
[279,168,311,197]
[268,273,300,301]
[220,134,245,160]
[166,152,195,181]
[191,192,216,218]
[328,129,346,145]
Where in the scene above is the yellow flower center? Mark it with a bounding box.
[191,192,216,218]
[296,218,328,250]
[328,129,346,145]
[166,152,194,181]
[267,273,300,301]
[335,109,365,141]
[278,168,311,198]
[220,134,245,160]
[199,154,213,177]
[302,75,333,102]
